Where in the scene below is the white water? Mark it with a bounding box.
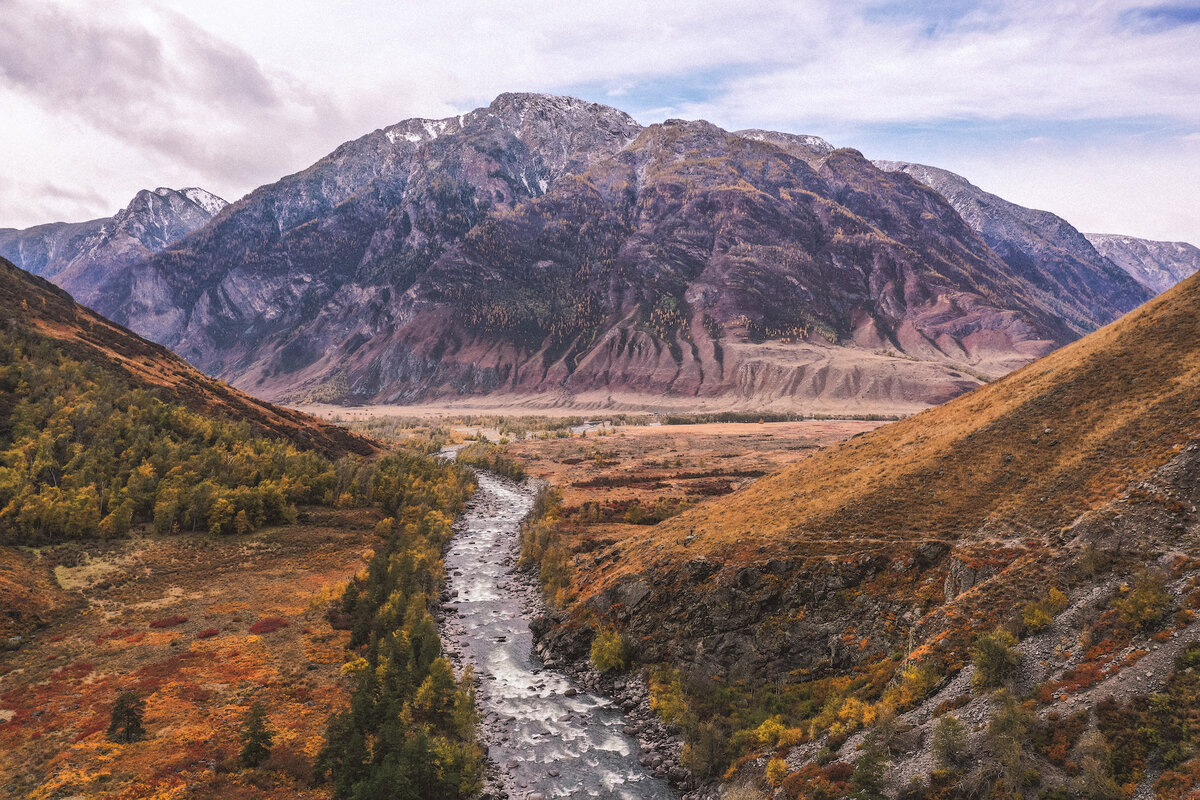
[442,471,676,799]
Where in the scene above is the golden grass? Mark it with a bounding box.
[596,270,1200,579]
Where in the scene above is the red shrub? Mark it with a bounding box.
[249,617,289,635]
[195,628,219,639]
[149,615,188,629]
[97,627,134,642]
[48,634,65,642]
[50,662,94,681]
[73,716,107,742]
[823,762,855,783]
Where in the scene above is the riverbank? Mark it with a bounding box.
[440,470,679,799]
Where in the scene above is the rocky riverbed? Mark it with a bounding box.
[440,470,682,799]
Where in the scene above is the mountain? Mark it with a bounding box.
[0,256,372,459]
[1085,232,1200,294]
[875,161,1152,330]
[530,268,1200,793]
[12,94,1163,413]
[0,186,227,306]
[60,93,1152,413]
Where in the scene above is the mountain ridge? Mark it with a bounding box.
[12,93,1193,413]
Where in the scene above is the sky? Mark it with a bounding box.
[1,0,1197,243]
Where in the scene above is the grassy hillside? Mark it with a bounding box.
[521,271,1200,798]
[613,266,1200,571]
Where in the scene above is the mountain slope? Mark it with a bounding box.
[875,161,1152,331]
[0,256,373,458]
[0,187,227,307]
[65,93,1153,413]
[530,269,1200,793]
[226,118,1086,412]
[1086,232,1200,294]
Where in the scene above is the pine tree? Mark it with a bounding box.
[108,690,146,743]
[852,732,889,800]
[240,701,274,768]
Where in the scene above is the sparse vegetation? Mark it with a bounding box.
[972,628,1021,690]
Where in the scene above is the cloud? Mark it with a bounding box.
[0,0,346,191]
[0,0,1196,243]
[1120,2,1200,31]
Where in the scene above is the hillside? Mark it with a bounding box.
[522,269,1200,797]
[1086,233,1200,295]
[29,93,1156,413]
[0,255,488,800]
[0,257,372,459]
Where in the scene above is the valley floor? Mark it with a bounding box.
[0,508,383,800]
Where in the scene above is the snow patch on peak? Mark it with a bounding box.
[181,188,228,216]
[384,117,454,146]
[737,129,836,155]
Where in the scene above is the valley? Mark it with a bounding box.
[1,76,1198,800]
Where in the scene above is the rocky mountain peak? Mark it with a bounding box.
[736,129,836,164]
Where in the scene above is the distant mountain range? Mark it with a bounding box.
[2,93,1196,412]
[0,187,226,308]
[1084,232,1200,295]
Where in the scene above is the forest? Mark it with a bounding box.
[0,325,365,543]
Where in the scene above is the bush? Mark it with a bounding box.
[932,715,968,769]
[972,628,1020,690]
[1114,571,1171,632]
[248,617,289,635]
[1021,586,1069,633]
[766,756,788,787]
[195,628,219,639]
[149,615,188,629]
[590,627,627,672]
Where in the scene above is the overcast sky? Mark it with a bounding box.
[1,0,1197,243]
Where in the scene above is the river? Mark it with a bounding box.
[441,470,677,799]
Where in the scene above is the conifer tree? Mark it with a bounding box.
[108,690,146,743]
[240,701,274,768]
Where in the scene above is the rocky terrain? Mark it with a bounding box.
[1086,233,1200,295]
[518,268,1200,798]
[13,92,1183,414]
[874,161,1151,330]
[0,187,226,307]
